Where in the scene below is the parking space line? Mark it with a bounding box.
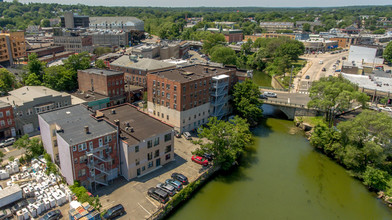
[4,147,9,152]
[138,203,151,215]
[145,196,158,208]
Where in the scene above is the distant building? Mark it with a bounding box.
[77,68,126,106]
[259,22,294,32]
[300,38,338,53]
[53,28,93,53]
[244,33,295,41]
[0,101,15,140]
[0,86,71,136]
[200,28,243,43]
[27,46,65,57]
[110,55,176,89]
[91,30,130,47]
[129,41,189,60]
[341,25,360,35]
[146,64,243,132]
[60,12,89,29]
[295,21,323,31]
[0,31,26,66]
[89,17,144,32]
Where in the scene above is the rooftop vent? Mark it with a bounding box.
[111,109,116,114]
[84,126,90,134]
[130,127,134,132]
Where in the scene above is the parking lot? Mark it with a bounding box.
[89,134,206,220]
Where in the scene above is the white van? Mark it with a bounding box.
[319,60,323,64]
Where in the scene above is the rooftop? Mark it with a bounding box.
[150,64,232,83]
[79,68,123,76]
[40,105,116,145]
[89,17,143,25]
[0,86,69,107]
[342,73,392,93]
[110,56,176,71]
[70,90,109,102]
[99,104,172,146]
[0,100,10,109]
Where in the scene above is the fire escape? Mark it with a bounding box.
[210,75,229,120]
[86,144,115,189]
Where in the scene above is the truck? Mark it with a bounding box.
[0,185,23,208]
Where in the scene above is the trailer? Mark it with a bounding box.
[0,185,23,208]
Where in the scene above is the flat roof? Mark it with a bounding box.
[40,105,116,145]
[70,91,109,102]
[111,56,176,71]
[150,64,232,83]
[342,73,392,93]
[0,86,69,107]
[0,100,10,109]
[79,68,123,76]
[99,104,172,146]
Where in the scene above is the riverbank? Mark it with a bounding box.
[294,115,392,209]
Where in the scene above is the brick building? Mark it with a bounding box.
[38,105,118,190]
[0,101,15,140]
[147,64,240,132]
[0,31,26,66]
[27,46,65,57]
[78,68,126,106]
[98,104,174,180]
[110,55,175,89]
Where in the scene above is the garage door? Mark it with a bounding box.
[23,124,34,134]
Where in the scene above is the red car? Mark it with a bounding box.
[191,155,209,166]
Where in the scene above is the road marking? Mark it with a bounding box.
[4,147,9,152]
[145,196,158,208]
[138,203,151,215]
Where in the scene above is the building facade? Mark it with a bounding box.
[78,69,126,106]
[0,101,15,140]
[38,105,118,190]
[89,17,144,32]
[53,29,93,53]
[60,12,89,29]
[0,31,26,66]
[147,65,239,132]
[259,22,294,32]
[91,31,130,47]
[0,86,71,136]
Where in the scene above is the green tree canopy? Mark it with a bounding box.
[0,68,17,93]
[363,166,390,191]
[43,65,77,91]
[64,52,91,72]
[95,59,107,69]
[193,116,253,170]
[232,80,263,126]
[384,41,392,64]
[202,32,226,54]
[25,53,45,81]
[93,47,111,57]
[209,46,237,65]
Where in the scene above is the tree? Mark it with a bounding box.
[302,23,311,32]
[193,116,253,170]
[308,76,369,124]
[274,40,305,61]
[25,53,45,81]
[95,59,107,69]
[0,68,16,93]
[202,33,226,54]
[25,73,42,86]
[41,19,50,27]
[210,46,237,65]
[64,52,91,72]
[0,151,4,164]
[14,135,44,160]
[384,41,392,64]
[232,80,263,126]
[93,47,111,57]
[43,65,77,91]
[372,29,386,34]
[363,166,390,191]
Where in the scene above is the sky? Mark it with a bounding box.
[11,0,392,7]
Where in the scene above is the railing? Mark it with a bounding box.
[211,81,228,89]
[86,144,110,155]
[262,99,309,109]
[259,86,289,92]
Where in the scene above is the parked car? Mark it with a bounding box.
[0,138,15,148]
[321,68,326,72]
[147,187,169,203]
[259,94,268,100]
[174,130,181,138]
[11,200,28,214]
[0,209,12,220]
[305,75,310,79]
[102,204,125,220]
[381,107,392,112]
[165,179,183,191]
[171,173,189,185]
[40,210,62,220]
[191,155,209,166]
[263,92,277,98]
[342,56,346,60]
[183,132,192,140]
[335,69,341,72]
[203,153,214,161]
[319,60,323,64]
[156,183,176,196]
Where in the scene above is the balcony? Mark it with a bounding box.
[86,144,110,155]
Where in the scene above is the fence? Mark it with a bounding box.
[263,99,309,109]
[259,86,289,92]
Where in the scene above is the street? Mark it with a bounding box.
[261,90,311,106]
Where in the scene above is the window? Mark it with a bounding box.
[167,115,169,120]
[174,104,177,109]
[147,152,153,160]
[7,119,12,125]
[162,113,164,118]
[166,154,171,160]
[165,145,172,153]
[6,110,10,116]
[73,146,77,151]
[148,161,153,168]
[154,150,160,158]
[147,140,152,148]
[166,84,170,90]
[0,112,3,118]
[154,137,160,146]
[99,138,103,147]
[183,86,186,92]
[183,119,185,124]
[74,158,78,164]
[166,93,170,99]
[53,140,57,147]
[135,159,140,166]
[105,135,112,143]
[162,91,165,97]
[78,169,86,177]
[195,83,197,89]
[162,82,165,88]
[174,85,177,91]
[164,133,171,142]
[142,166,145,171]
[135,145,139,153]
[27,108,33,115]
[79,155,87,163]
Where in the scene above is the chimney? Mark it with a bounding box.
[130,127,134,132]
[126,122,130,127]
[111,109,116,114]
[204,67,208,73]
[84,126,89,134]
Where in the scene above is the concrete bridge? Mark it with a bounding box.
[260,88,320,119]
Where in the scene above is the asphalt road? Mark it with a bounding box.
[261,90,311,106]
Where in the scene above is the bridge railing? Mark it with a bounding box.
[262,99,309,109]
[259,86,289,92]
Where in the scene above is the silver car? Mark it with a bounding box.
[0,138,15,148]
[157,183,176,196]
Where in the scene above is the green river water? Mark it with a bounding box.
[169,106,392,220]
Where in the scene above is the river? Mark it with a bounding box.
[168,105,392,220]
